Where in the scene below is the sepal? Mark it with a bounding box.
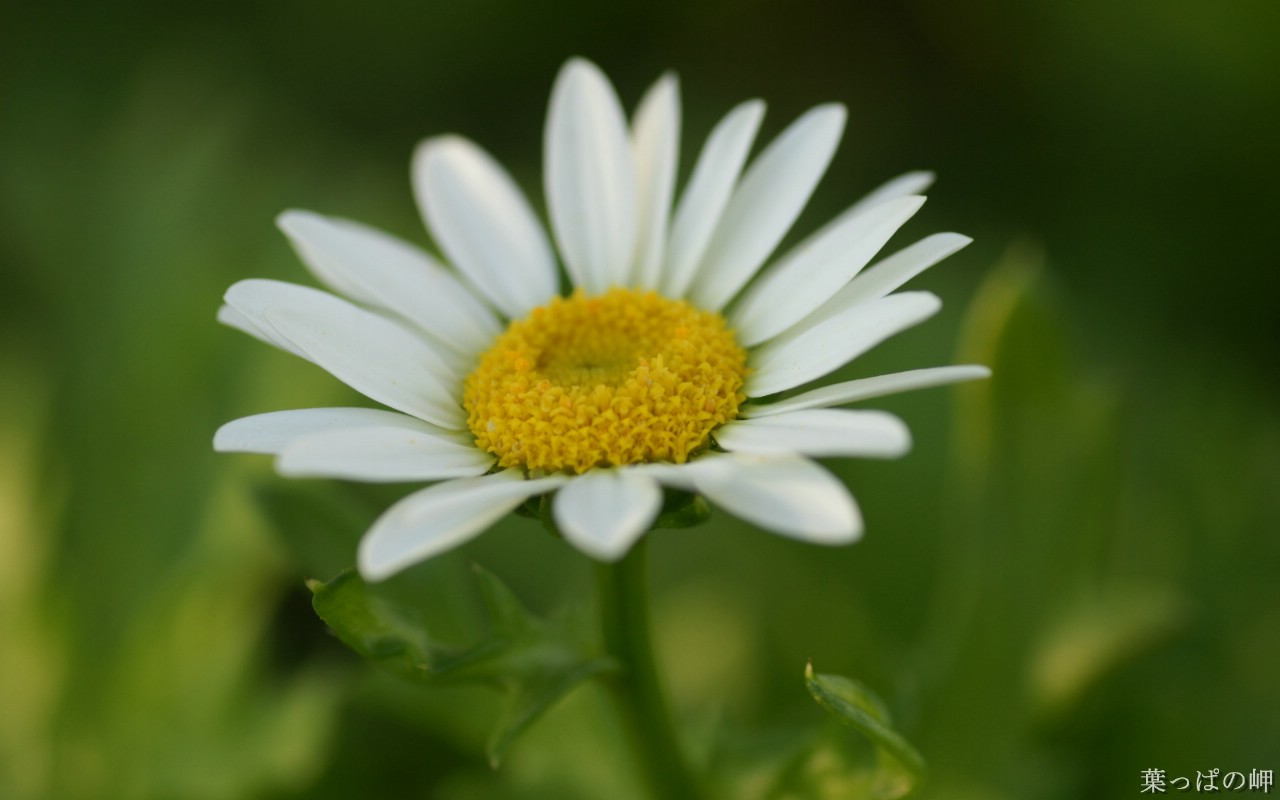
[652,489,711,529]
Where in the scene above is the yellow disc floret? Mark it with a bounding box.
[464,288,747,474]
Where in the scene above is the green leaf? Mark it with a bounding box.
[308,569,440,682]
[485,655,616,768]
[309,566,615,766]
[472,563,532,635]
[804,662,926,798]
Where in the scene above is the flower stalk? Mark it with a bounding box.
[597,538,705,800]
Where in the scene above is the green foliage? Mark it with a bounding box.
[804,663,926,792]
[310,566,615,767]
[768,663,925,800]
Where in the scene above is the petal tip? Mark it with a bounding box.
[727,99,768,138]
[828,494,865,544]
[890,428,914,459]
[414,133,468,162]
[215,303,239,327]
[272,450,312,478]
[557,57,607,89]
[813,102,848,130]
[900,170,937,194]
[841,521,865,545]
[356,546,398,583]
[571,537,632,563]
[275,208,318,234]
[211,422,236,452]
[899,290,944,316]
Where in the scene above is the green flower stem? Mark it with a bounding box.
[597,538,705,800]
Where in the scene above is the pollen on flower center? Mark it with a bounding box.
[463,287,747,474]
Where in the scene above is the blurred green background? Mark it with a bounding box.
[2,1,1277,798]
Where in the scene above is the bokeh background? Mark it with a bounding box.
[2,1,1277,798]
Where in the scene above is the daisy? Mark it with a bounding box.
[215,58,988,581]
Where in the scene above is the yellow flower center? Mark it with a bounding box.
[464,288,747,474]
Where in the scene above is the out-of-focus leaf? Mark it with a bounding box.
[1029,587,1187,720]
[253,480,371,581]
[309,565,615,766]
[905,244,1123,787]
[951,241,1074,483]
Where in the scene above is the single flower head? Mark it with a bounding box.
[215,58,989,580]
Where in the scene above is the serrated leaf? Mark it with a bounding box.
[805,662,926,798]
[309,565,614,766]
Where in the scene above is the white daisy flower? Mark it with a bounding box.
[215,58,989,581]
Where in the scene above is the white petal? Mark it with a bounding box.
[358,471,568,581]
[218,303,312,361]
[277,424,492,482]
[842,170,935,219]
[747,292,942,397]
[214,407,423,454]
[544,58,637,295]
[833,232,972,310]
[684,454,861,544]
[412,137,559,319]
[629,73,681,290]
[730,195,926,347]
[755,235,967,346]
[224,280,464,429]
[714,409,912,458]
[689,104,846,311]
[553,469,662,561]
[277,210,500,356]
[741,365,992,418]
[661,100,765,299]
